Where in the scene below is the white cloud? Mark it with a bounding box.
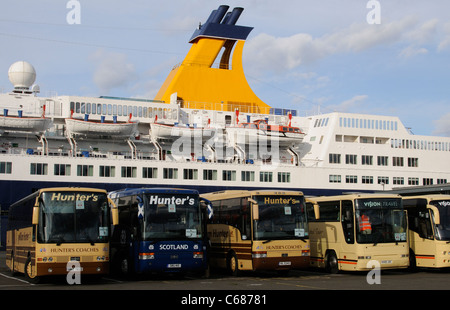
[245,16,419,74]
[90,49,137,94]
[432,112,450,137]
[438,21,450,52]
[399,46,428,58]
[326,95,369,112]
[404,18,439,45]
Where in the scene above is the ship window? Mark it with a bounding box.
[142,167,157,179]
[75,102,80,113]
[362,176,373,184]
[97,104,101,114]
[329,153,341,164]
[0,161,12,174]
[241,171,255,182]
[99,165,115,177]
[77,165,93,176]
[393,177,404,185]
[408,178,419,185]
[345,175,357,183]
[118,105,122,116]
[222,170,236,181]
[378,176,389,185]
[277,172,290,183]
[183,168,198,180]
[30,163,48,175]
[80,102,85,114]
[329,175,341,183]
[225,115,232,125]
[377,156,388,166]
[102,104,107,115]
[423,178,433,186]
[203,169,217,181]
[392,157,404,167]
[86,103,91,114]
[113,104,117,115]
[163,168,178,179]
[259,171,273,182]
[408,157,419,167]
[121,166,137,178]
[362,155,373,165]
[345,154,357,165]
[54,164,71,176]
[108,104,112,115]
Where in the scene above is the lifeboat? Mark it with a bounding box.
[226,119,305,147]
[0,110,52,134]
[65,113,138,138]
[150,122,216,143]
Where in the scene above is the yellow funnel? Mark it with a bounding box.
[154,5,271,114]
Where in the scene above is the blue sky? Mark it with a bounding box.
[0,0,449,136]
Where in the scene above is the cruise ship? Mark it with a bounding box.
[0,5,449,239]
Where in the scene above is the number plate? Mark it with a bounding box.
[278,261,291,266]
[167,264,181,268]
[381,260,392,264]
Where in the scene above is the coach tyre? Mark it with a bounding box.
[9,252,16,276]
[326,251,339,274]
[25,256,40,284]
[227,251,239,276]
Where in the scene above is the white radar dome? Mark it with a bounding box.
[8,61,36,89]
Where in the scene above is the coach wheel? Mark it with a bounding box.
[24,257,40,284]
[9,253,16,276]
[408,249,417,272]
[120,257,129,275]
[113,251,134,278]
[326,251,339,274]
[227,252,239,276]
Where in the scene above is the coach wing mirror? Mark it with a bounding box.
[109,198,119,226]
[314,203,320,220]
[32,197,40,225]
[32,206,39,225]
[249,198,259,220]
[429,205,440,225]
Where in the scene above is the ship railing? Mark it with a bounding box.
[0,146,299,167]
